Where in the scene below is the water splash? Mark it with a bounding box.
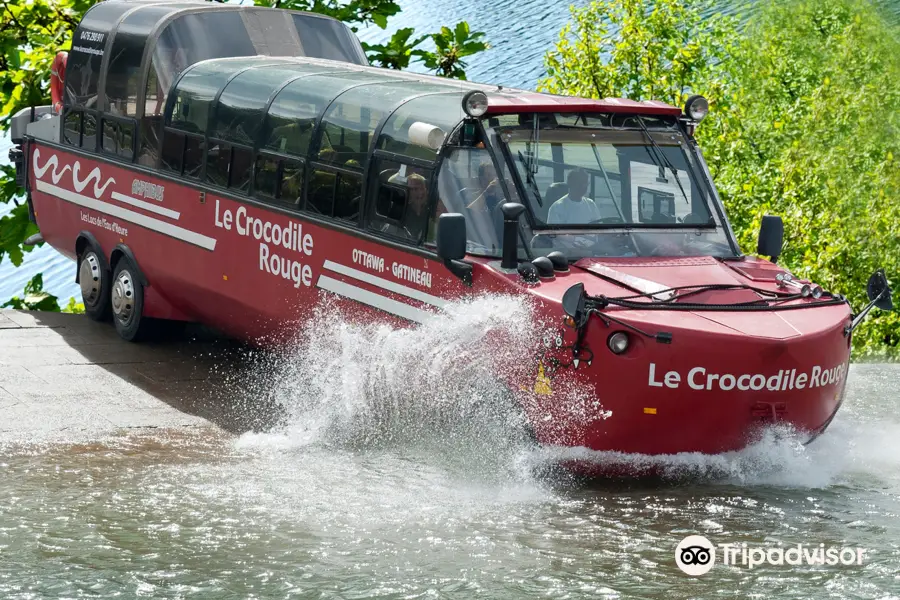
[238,295,551,482]
[525,408,900,488]
[236,297,900,489]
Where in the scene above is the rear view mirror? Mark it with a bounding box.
[436,213,466,261]
[846,269,894,336]
[867,269,893,311]
[562,283,588,327]
[757,215,784,263]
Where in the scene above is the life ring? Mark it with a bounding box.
[50,51,68,114]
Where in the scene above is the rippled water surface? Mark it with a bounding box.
[1,298,899,599]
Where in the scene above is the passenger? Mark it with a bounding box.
[319,147,337,164]
[547,169,603,225]
[271,122,312,155]
[403,172,430,240]
[466,161,503,214]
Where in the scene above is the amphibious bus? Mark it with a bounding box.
[9,0,893,457]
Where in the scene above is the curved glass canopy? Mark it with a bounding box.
[166,58,468,169]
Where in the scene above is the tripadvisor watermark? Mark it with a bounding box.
[675,535,866,576]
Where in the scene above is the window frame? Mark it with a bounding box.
[306,161,364,223]
[100,116,137,160]
[365,151,437,246]
[160,127,206,179]
[63,109,83,147]
[253,150,306,209]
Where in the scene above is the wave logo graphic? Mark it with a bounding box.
[33,148,115,199]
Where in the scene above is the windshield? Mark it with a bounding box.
[487,115,737,260]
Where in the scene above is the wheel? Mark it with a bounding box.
[78,249,111,321]
[111,258,149,342]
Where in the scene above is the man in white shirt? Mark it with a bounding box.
[546,169,605,225]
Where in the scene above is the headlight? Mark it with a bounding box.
[607,331,630,355]
[462,90,489,117]
[684,95,709,122]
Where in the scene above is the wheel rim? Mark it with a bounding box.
[111,269,135,326]
[79,253,102,307]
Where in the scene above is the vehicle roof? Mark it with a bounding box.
[176,55,683,118]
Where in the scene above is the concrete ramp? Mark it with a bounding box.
[0,310,278,441]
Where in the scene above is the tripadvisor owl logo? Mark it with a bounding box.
[675,535,716,576]
[675,535,867,575]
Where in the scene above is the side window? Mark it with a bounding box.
[368,157,433,243]
[140,69,165,167]
[255,156,280,199]
[231,147,253,193]
[82,113,97,151]
[334,172,362,222]
[280,159,304,205]
[183,134,205,179]
[101,120,117,154]
[254,153,304,207]
[307,169,336,216]
[435,149,503,256]
[207,143,231,188]
[207,144,253,192]
[118,123,135,159]
[161,131,185,174]
[306,168,362,222]
[64,111,82,146]
[100,119,136,160]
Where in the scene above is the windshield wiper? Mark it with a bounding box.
[589,143,627,222]
[636,116,690,206]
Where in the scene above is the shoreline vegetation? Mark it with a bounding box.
[1,0,897,358]
[539,0,899,359]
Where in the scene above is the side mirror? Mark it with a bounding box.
[500,202,526,269]
[436,213,466,261]
[562,282,588,327]
[757,214,784,263]
[867,269,893,311]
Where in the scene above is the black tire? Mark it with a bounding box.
[111,258,149,342]
[78,248,111,322]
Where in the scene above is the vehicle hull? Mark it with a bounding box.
[26,141,854,461]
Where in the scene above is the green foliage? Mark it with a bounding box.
[363,27,426,70]
[539,0,738,107]
[1,273,61,312]
[364,22,490,79]
[253,0,402,30]
[541,0,900,359]
[61,296,85,314]
[416,22,490,80]
[0,201,39,267]
[0,0,488,308]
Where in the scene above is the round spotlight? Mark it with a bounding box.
[684,95,709,122]
[462,90,489,118]
[607,331,629,355]
[811,285,824,299]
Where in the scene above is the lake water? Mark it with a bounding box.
[1,296,899,598]
[3,0,899,304]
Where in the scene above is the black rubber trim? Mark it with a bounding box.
[75,231,110,284]
[110,243,149,286]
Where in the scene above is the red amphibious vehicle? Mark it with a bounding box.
[10,0,893,456]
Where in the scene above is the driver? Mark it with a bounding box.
[547,169,603,225]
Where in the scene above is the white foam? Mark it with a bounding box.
[237,295,555,485]
[236,296,900,490]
